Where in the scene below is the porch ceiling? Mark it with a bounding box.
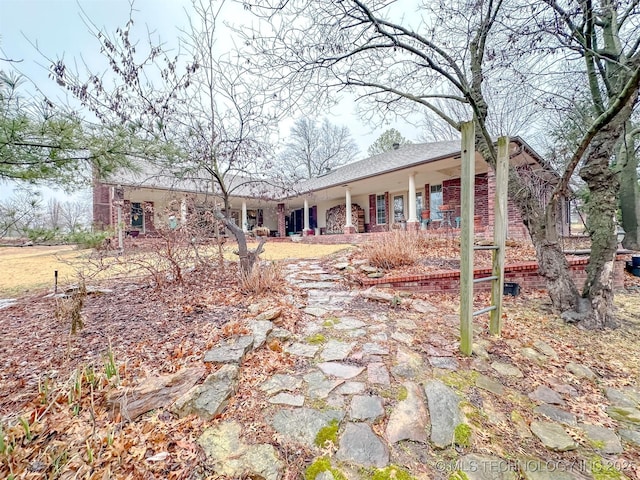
[285,153,488,209]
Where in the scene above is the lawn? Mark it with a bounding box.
[0,245,86,297]
[0,241,351,297]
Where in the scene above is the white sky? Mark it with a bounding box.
[0,0,417,201]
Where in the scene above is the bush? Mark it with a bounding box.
[26,227,60,243]
[239,261,284,295]
[362,231,421,269]
[65,230,113,250]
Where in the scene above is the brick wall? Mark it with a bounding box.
[92,183,112,230]
[442,174,489,226]
[368,192,390,232]
[369,194,376,230]
[485,168,530,241]
[359,257,626,293]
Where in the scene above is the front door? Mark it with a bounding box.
[131,202,144,231]
[393,195,405,223]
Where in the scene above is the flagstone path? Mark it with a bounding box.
[180,257,639,480]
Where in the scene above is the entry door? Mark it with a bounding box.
[393,195,405,222]
[131,202,144,231]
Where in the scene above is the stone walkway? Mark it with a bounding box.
[177,257,639,480]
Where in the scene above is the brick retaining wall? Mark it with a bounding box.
[358,257,626,293]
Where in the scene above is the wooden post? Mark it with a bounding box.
[117,203,124,253]
[459,121,475,356]
[490,136,509,335]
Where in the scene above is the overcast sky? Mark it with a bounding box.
[1,0,420,201]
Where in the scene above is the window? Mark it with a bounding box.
[416,192,423,217]
[430,185,443,220]
[393,195,405,222]
[376,194,386,224]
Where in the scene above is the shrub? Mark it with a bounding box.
[65,230,113,250]
[362,231,421,269]
[26,227,60,243]
[239,261,284,295]
[54,282,86,334]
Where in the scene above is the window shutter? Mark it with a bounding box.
[369,194,376,226]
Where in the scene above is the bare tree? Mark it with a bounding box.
[524,0,640,326]
[51,0,283,274]
[0,189,44,238]
[60,199,89,233]
[47,198,62,230]
[243,0,640,328]
[279,117,358,180]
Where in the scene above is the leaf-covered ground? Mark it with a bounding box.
[1,241,639,479]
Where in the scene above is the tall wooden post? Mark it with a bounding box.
[459,121,475,356]
[490,137,509,335]
[117,203,124,253]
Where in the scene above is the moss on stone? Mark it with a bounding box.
[314,419,339,447]
[449,471,470,480]
[372,465,415,480]
[590,456,626,480]
[304,456,347,480]
[397,386,408,401]
[322,316,341,327]
[306,398,329,410]
[454,423,472,447]
[440,371,479,391]
[306,333,327,345]
[459,401,484,423]
[510,410,524,423]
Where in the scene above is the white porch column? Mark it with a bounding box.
[345,188,353,227]
[180,197,187,225]
[408,173,418,223]
[241,201,248,232]
[303,198,310,234]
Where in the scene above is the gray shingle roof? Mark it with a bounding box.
[294,140,461,194]
[102,163,283,199]
[100,138,548,200]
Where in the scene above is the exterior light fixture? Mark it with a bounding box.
[616,226,625,248]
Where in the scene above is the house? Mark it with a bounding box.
[92,138,568,240]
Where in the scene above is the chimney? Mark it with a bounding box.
[392,143,400,150]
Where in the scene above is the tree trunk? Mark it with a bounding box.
[528,205,581,313]
[213,207,265,275]
[579,126,621,329]
[619,125,640,250]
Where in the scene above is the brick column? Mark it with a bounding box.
[144,201,155,234]
[277,203,286,237]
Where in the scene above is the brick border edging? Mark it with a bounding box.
[359,256,626,292]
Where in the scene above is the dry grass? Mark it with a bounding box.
[0,241,351,297]
[0,245,86,297]
[361,231,421,269]
[239,261,285,295]
[242,241,349,261]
